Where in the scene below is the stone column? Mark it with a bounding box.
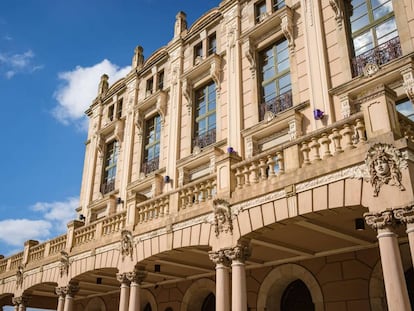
[394,206,414,268]
[365,211,411,311]
[12,296,30,311]
[55,287,66,311]
[127,269,147,311]
[209,250,231,311]
[117,273,131,311]
[225,242,251,311]
[62,282,79,311]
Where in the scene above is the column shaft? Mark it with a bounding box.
[406,224,414,268]
[56,296,65,311]
[231,260,247,311]
[216,263,230,311]
[128,282,141,311]
[63,295,73,311]
[377,230,411,311]
[119,282,130,311]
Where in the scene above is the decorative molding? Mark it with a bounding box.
[244,38,256,78]
[232,189,286,215]
[213,199,233,237]
[182,78,192,115]
[363,63,380,77]
[120,230,134,261]
[364,210,395,230]
[365,143,407,197]
[340,94,353,119]
[329,0,344,29]
[281,13,295,52]
[135,112,144,141]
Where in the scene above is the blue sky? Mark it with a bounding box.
[0,0,220,257]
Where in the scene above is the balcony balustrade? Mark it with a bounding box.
[48,235,67,255]
[351,37,402,77]
[178,175,216,210]
[102,212,126,235]
[137,194,170,224]
[260,90,293,120]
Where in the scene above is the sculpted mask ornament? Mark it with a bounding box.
[365,143,407,197]
[213,199,233,237]
[120,230,134,261]
[15,265,24,288]
[59,251,71,277]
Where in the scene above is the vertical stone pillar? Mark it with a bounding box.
[365,211,412,311]
[127,269,147,311]
[62,282,79,311]
[394,206,414,268]
[55,287,66,311]
[117,273,131,311]
[225,242,251,311]
[209,250,231,311]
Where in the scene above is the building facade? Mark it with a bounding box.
[1,0,414,310]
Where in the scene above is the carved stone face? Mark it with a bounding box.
[374,156,390,178]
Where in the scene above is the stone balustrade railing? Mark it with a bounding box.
[232,113,366,189]
[178,175,217,211]
[102,212,127,235]
[48,235,67,255]
[10,252,23,270]
[28,244,45,262]
[137,194,170,224]
[0,260,7,273]
[74,224,96,246]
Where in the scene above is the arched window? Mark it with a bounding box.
[144,303,152,311]
[281,279,314,311]
[201,293,215,311]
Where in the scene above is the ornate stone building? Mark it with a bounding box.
[1,0,414,310]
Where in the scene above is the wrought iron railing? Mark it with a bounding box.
[101,179,115,194]
[193,128,216,149]
[351,36,402,77]
[142,157,159,175]
[260,90,293,120]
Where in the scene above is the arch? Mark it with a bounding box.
[257,264,323,311]
[85,297,106,311]
[142,289,158,311]
[180,278,215,311]
[280,279,314,311]
[143,47,168,69]
[368,260,387,311]
[187,9,221,35]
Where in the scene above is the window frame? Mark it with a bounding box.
[101,140,119,194]
[142,114,162,175]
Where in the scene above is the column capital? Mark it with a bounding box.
[116,272,131,285]
[126,269,147,284]
[224,242,251,263]
[394,205,414,224]
[12,295,30,307]
[55,286,66,297]
[62,282,79,298]
[364,210,396,230]
[208,249,231,267]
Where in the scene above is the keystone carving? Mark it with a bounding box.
[15,265,24,288]
[59,251,71,277]
[120,230,134,261]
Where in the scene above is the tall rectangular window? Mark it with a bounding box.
[116,99,123,119]
[208,33,217,56]
[142,115,161,174]
[259,39,292,120]
[146,77,154,95]
[193,81,216,149]
[273,0,285,11]
[102,140,119,194]
[255,1,267,23]
[350,0,401,76]
[157,70,164,91]
[194,42,203,64]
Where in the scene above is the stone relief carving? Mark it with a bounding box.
[365,143,407,197]
[15,265,24,288]
[224,242,251,263]
[135,112,144,142]
[329,0,344,29]
[182,78,192,115]
[208,249,230,266]
[394,205,414,224]
[126,268,147,284]
[120,230,134,261]
[213,199,233,237]
[244,39,256,77]
[59,251,71,277]
[364,210,395,230]
[401,68,414,103]
[281,15,295,52]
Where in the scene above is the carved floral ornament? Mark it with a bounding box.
[120,230,134,261]
[213,199,233,237]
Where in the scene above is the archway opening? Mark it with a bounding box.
[201,293,215,311]
[280,279,314,311]
[144,302,152,311]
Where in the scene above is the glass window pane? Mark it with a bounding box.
[278,59,290,72]
[208,114,216,129]
[351,2,368,21]
[372,0,393,20]
[279,73,291,90]
[375,17,397,44]
[263,83,276,101]
[353,31,374,55]
[351,14,370,33]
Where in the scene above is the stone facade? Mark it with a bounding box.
[1,0,414,310]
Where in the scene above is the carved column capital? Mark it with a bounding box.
[364,210,396,230]
[116,272,131,285]
[12,295,30,307]
[394,205,414,224]
[224,242,251,263]
[63,282,79,298]
[55,286,66,297]
[208,250,231,267]
[126,269,147,284]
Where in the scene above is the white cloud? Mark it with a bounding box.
[0,49,42,79]
[53,59,131,129]
[0,219,51,247]
[31,197,79,231]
